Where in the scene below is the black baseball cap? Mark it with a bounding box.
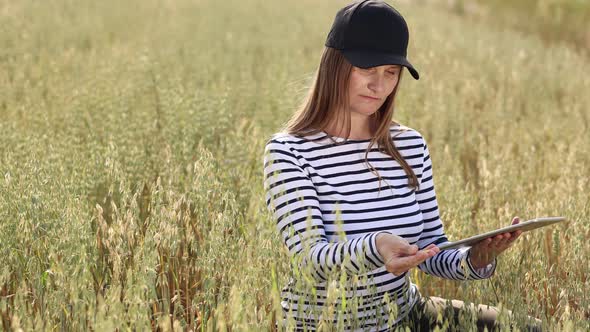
[325,0,420,80]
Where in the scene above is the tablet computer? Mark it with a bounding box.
[438,216,567,251]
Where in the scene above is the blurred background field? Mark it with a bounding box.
[0,0,589,330]
[437,0,590,54]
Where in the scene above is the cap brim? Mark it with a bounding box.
[341,49,420,80]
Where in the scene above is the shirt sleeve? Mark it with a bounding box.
[263,138,388,282]
[414,137,496,280]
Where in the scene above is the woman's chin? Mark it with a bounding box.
[353,109,379,117]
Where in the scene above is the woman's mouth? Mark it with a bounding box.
[360,95,380,101]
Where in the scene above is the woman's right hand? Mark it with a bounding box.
[376,233,440,275]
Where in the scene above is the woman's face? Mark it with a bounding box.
[347,64,401,116]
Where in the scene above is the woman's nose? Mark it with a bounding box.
[367,74,385,93]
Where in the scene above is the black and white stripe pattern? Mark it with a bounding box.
[263,123,495,331]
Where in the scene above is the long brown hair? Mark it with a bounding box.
[281,47,419,190]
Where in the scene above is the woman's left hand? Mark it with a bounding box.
[468,216,523,269]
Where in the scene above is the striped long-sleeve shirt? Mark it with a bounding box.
[263,123,496,331]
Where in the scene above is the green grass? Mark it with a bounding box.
[437,0,590,54]
[1,0,589,330]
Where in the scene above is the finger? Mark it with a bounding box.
[490,234,504,246]
[512,216,520,225]
[507,235,520,246]
[506,233,521,247]
[400,244,419,256]
[500,232,512,244]
[509,229,521,238]
[385,244,436,267]
[496,237,511,250]
[397,250,435,270]
[474,237,492,249]
[423,244,440,254]
[423,244,437,250]
[497,233,519,251]
[490,235,507,250]
[509,230,522,240]
[423,247,439,257]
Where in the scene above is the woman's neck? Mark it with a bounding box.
[323,114,374,139]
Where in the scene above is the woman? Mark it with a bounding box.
[263,1,533,330]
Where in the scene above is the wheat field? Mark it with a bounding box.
[1,0,589,330]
